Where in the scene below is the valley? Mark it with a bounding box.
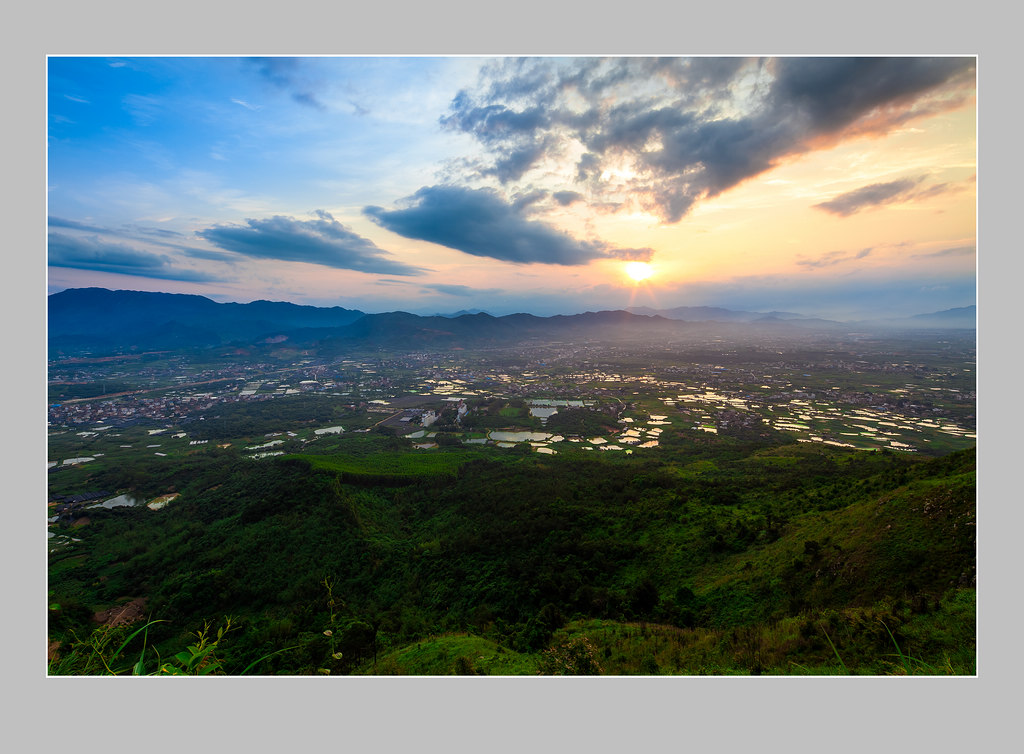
[46,302,976,676]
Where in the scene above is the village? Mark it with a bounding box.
[48,336,976,471]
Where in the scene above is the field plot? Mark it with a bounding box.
[295,449,491,481]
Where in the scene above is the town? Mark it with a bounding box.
[48,332,976,486]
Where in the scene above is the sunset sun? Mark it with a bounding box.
[624,261,654,282]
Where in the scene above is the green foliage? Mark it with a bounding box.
[360,634,539,675]
[294,448,487,484]
[50,616,297,676]
[539,635,604,675]
[188,395,357,440]
[544,407,619,436]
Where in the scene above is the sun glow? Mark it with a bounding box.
[624,261,654,282]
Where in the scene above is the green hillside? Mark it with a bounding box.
[48,443,975,676]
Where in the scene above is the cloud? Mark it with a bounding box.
[122,94,163,126]
[797,247,874,269]
[604,247,655,262]
[421,283,504,297]
[245,57,324,110]
[49,216,233,261]
[552,191,584,206]
[231,98,261,111]
[443,57,975,223]
[48,216,107,233]
[913,245,976,259]
[373,279,504,297]
[128,225,187,239]
[814,177,925,216]
[197,210,425,276]
[814,174,971,216]
[48,233,220,282]
[365,185,646,266]
[510,188,549,212]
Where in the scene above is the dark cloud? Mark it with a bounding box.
[815,175,969,217]
[510,188,549,212]
[129,225,186,239]
[245,57,324,110]
[552,191,584,206]
[767,57,973,137]
[365,185,639,266]
[490,138,555,183]
[48,216,107,233]
[444,57,975,223]
[197,210,425,276]
[815,178,924,216]
[50,216,232,260]
[48,233,220,282]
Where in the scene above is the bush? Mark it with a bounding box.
[539,636,603,675]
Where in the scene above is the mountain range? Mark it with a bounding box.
[47,287,976,355]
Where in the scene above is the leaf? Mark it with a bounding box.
[111,620,165,662]
[239,645,299,676]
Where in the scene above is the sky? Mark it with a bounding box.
[46,56,977,320]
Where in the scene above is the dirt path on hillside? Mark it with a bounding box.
[93,597,147,627]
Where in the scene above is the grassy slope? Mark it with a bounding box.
[694,449,975,626]
[355,634,539,676]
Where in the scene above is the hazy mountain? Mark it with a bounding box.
[630,303,977,331]
[627,305,807,322]
[47,288,976,356]
[434,308,494,318]
[309,310,691,352]
[903,306,977,328]
[843,306,977,330]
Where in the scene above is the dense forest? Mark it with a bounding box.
[48,435,975,675]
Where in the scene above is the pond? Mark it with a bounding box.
[489,431,552,443]
[529,407,559,419]
[87,493,142,510]
[314,426,345,435]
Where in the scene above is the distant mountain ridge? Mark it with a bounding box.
[626,305,806,322]
[904,305,977,328]
[627,304,976,329]
[47,288,976,356]
[435,308,494,318]
[48,287,365,350]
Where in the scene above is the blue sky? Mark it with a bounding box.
[47,56,976,319]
